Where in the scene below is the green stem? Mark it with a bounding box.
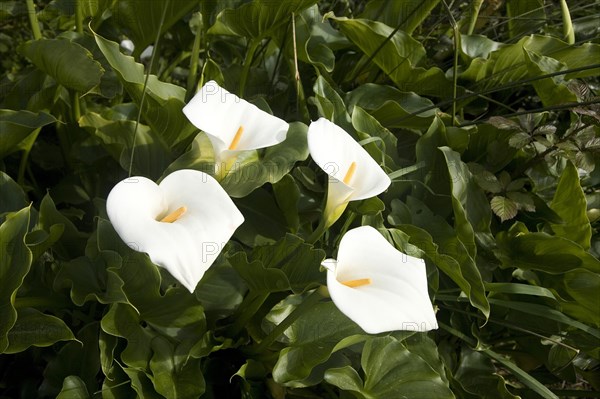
[559,0,575,44]
[307,217,328,244]
[18,128,42,186]
[75,0,84,34]
[248,288,325,355]
[25,0,42,40]
[228,292,269,337]
[333,212,356,249]
[239,38,261,98]
[442,0,459,126]
[187,15,203,96]
[71,90,81,122]
[466,0,484,35]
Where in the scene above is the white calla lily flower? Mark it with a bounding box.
[106,169,244,293]
[183,80,289,178]
[324,226,437,334]
[308,118,391,227]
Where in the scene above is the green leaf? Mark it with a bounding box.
[508,132,531,149]
[148,337,205,398]
[79,112,171,179]
[209,0,319,39]
[0,110,55,159]
[293,5,345,72]
[523,48,577,106]
[550,162,592,249]
[461,36,600,90]
[233,188,288,246]
[460,34,501,60]
[490,196,518,222]
[352,106,398,167]
[454,348,519,399]
[112,0,198,55]
[93,33,196,146]
[252,234,325,294]
[54,251,128,306]
[561,269,600,326]
[38,194,87,259]
[497,223,600,274]
[273,175,301,232]
[329,16,454,97]
[346,83,437,130]
[506,191,535,212]
[5,308,76,354]
[228,252,290,294]
[0,171,28,218]
[481,348,559,399]
[220,122,309,198]
[40,322,101,397]
[56,376,90,399]
[358,336,454,398]
[358,0,441,34]
[0,207,32,353]
[272,301,363,386]
[485,283,557,301]
[506,0,546,39]
[440,147,492,236]
[313,75,351,130]
[18,39,103,93]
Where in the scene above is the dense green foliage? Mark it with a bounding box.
[1,0,599,397]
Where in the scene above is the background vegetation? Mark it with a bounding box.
[0,0,599,398]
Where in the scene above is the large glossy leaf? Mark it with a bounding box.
[4,308,76,354]
[0,110,55,159]
[0,172,28,218]
[0,207,32,353]
[346,83,437,130]
[497,222,600,274]
[439,146,492,236]
[461,35,600,90]
[329,16,454,97]
[251,234,325,294]
[358,0,441,34]
[40,322,101,397]
[272,301,364,386]
[38,194,87,259]
[79,112,171,179]
[112,0,198,56]
[293,5,347,72]
[455,348,520,399]
[326,336,454,398]
[18,38,103,93]
[56,376,89,399]
[550,162,592,249]
[351,106,398,168]
[272,175,301,232]
[54,251,128,306]
[505,0,546,39]
[94,33,196,146]
[209,0,319,39]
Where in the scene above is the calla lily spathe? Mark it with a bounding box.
[308,118,391,227]
[106,169,244,293]
[183,80,289,177]
[323,226,438,334]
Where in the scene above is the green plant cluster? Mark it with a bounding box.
[1,0,599,398]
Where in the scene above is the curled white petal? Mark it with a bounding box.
[327,226,438,334]
[308,118,391,202]
[183,81,289,158]
[106,169,244,293]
